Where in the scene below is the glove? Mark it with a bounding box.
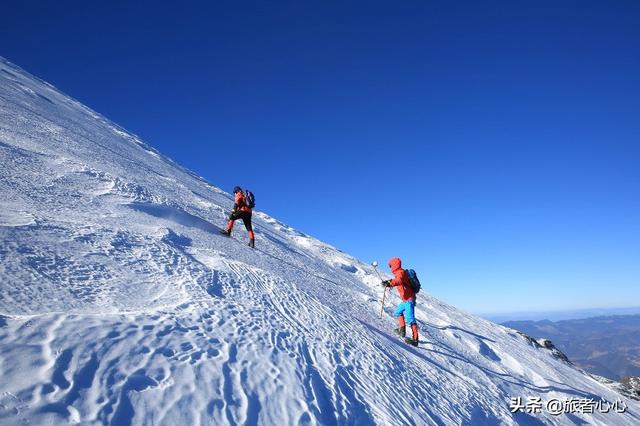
[381,280,391,288]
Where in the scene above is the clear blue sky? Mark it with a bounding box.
[2,1,639,315]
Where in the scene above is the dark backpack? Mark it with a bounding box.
[405,269,421,294]
[244,190,256,208]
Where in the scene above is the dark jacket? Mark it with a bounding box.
[233,191,252,213]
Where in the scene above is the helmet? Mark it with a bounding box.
[233,186,242,194]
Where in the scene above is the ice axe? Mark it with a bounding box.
[372,261,388,318]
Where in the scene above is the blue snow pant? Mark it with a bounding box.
[394,300,416,325]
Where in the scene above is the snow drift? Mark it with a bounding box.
[1,57,639,425]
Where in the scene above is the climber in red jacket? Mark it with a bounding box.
[382,257,419,346]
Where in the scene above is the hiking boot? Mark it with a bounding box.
[394,327,406,338]
[411,324,419,341]
[220,229,231,236]
[405,338,418,347]
[248,239,255,248]
[405,324,419,346]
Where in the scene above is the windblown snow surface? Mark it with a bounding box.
[1,57,638,426]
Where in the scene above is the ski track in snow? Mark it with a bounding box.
[1,56,640,425]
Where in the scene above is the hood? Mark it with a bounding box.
[388,257,402,272]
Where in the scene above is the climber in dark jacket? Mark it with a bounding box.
[220,186,255,248]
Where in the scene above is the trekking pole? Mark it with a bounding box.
[372,261,388,318]
[372,260,384,281]
[379,286,388,318]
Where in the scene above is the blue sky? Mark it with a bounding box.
[2,1,639,315]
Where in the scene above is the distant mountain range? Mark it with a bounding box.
[503,314,640,381]
[485,306,640,323]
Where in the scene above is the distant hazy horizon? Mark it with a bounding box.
[502,314,640,380]
[482,306,640,323]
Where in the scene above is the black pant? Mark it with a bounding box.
[229,210,253,232]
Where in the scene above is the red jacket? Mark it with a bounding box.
[234,191,252,213]
[389,257,415,302]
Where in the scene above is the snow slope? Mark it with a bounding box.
[1,56,639,426]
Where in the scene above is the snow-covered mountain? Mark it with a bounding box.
[1,56,638,425]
